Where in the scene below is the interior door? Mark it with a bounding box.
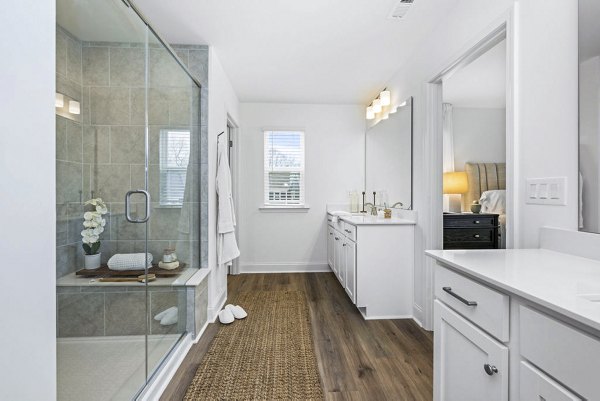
[434,300,508,401]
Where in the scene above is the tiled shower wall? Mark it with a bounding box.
[55,25,208,277]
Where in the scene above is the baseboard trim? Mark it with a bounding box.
[208,290,227,323]
[193,319,210,343]
[139,333,193,401]
[240,262,331,274]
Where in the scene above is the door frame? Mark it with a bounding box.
[227,114,241,275]
[421,7,518,330]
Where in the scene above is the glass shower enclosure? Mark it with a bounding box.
[55,0,201,399]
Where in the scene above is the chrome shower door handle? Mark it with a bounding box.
[125,189,151,223]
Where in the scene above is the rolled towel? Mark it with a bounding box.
[330,210,351,223]
[158,260,180,270]
[107,253,153,271]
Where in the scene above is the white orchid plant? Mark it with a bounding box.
[81,198,108,255]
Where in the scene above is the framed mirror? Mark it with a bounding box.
[579,0,600,233]
[365,96,413,209]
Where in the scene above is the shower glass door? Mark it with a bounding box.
[56,1,200,399]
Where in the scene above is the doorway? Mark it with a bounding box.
[227,116,241,275]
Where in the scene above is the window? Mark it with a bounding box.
[264,131,305,207]
[159,129,190,207]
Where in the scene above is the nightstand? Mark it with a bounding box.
[443,213,499,249]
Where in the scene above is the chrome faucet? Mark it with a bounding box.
[391,202,404,208]
[363,202,378,216]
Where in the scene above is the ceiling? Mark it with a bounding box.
[443,39,506,109]
[131,0,458,104]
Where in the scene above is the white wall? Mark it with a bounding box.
[207,48,240,318]
[378,0,578,326]
[0,1,57,400]
[452,107,506,171]
[238,103,365,272]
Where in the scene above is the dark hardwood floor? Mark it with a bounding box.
[160,273,433,401]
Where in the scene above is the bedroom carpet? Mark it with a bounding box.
[183,290,324,401]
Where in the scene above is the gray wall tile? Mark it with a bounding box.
[57,292,104,337]
[93,164,130,202]
[82,47,109,86]
[56,161,82,204]
[56,117,67,161]
[56,30,68,77]
[66,36,82,84]
[110,125,145,164]
[90,87,130,125]
[66,120,82,163]
[110,47,144,87]
[83,125,110,164]
[105,292,145,335]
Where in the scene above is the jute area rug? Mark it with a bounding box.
[184,290,325,401]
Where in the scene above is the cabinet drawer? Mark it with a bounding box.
[343,222,356,241]
[444,228,494,243]
[520,306,600,400]
[520,361,581,401]
[435,265,509,342]
[444,214,497,228]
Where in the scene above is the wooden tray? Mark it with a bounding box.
[75,263,186,278]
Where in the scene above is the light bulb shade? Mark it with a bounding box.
[366,106,375,120]
[382,112,389,120]
[443,172,469,194]
[55,93,64,108]
[68,100,80,115]
[389,106,398,114]
[372,98,382,113]
[380,90,391,106]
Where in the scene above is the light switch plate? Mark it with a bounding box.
[526,177,567,205]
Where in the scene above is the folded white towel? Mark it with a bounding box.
[107,253,153,271]
[330,211,351,223]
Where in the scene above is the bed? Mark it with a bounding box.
[462,162,506,248]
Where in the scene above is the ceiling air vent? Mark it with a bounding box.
[389,0,414,20]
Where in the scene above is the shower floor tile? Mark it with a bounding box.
[58,334,180,401]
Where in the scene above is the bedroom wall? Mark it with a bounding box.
[377,0,578,326]
[452,107,506,171]
[238,103,365,273]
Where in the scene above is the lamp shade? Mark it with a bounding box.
[443,172,468,194]
[372,98,382,113]
[380,90,391,106]
[366,106,375,120]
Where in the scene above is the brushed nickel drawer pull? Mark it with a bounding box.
[474,220,480,224]
[345,229,351,233]
[474,234,480,238]
[442,287,478,306]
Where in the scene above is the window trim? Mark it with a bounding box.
[262,130,306,209]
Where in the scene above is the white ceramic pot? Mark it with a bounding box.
[84,253,101,270]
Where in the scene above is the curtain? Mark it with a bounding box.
[442,103,455,173]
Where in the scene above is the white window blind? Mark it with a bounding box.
[264,131,305,206]
[159,129,190,207]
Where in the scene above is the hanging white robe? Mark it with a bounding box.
[216,136,240,265]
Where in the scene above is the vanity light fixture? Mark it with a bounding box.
[55,93,64,108]
[398,100,407,107]
[382,112,389,120]
[372,98,382,113]
[68,100,81,115]
[380,90,391,106]
[366,106,375,120]
[389,107,398,114]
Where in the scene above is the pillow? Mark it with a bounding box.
[479,190,506,214]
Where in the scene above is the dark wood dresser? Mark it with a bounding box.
[443,213,499,249]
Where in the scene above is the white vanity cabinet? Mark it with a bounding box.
[327,213,415,319]
[428,250,600,401]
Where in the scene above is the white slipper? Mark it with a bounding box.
[154,306,177,321]
[225,304,248,319]
[160,307,178,326]
[218,308,235,324]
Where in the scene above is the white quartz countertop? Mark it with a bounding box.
[339,215,416,225]
[426,248,600,333]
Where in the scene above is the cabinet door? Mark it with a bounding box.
[434,300,508,401]
[327,227,334,268]
[336,236,345,287]
[520,361,581,401]
[332,232,340,279]
[344,239,356,304]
